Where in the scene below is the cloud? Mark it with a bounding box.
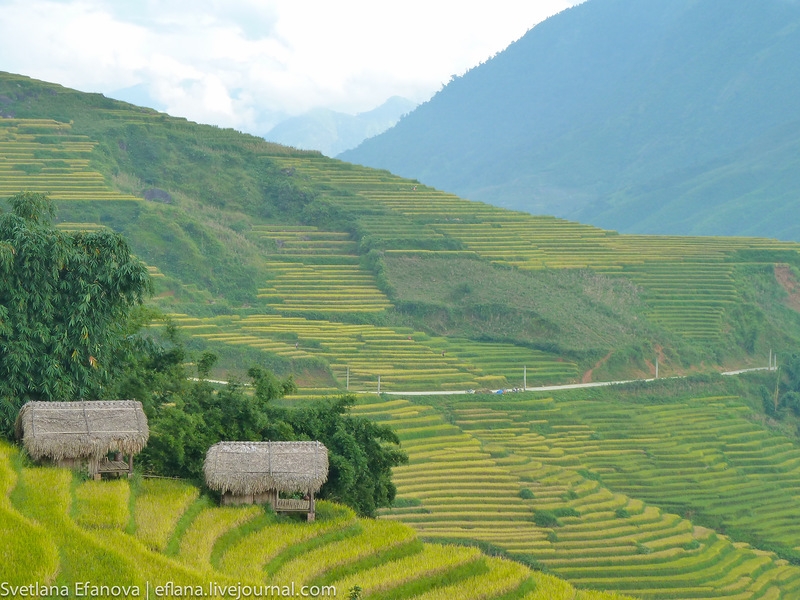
[0,0,581,134]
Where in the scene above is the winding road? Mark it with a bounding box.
[376,366,776,396]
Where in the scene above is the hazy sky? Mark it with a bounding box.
[0,0,582,134]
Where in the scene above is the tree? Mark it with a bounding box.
[131,335,407,517]
[0,192,151,433]
[280,395,407,516]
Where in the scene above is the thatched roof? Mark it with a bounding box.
[15,400,149,461]
[204,441,329,496]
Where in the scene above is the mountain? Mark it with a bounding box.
[6,70,800,598]
[2,69,800,392]
[340,0,800,240]
[266,96,415,156]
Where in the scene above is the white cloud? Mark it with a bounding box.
[0,0,582,133]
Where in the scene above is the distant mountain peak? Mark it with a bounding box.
[266,96,416,157]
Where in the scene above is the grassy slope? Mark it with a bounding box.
[380,256,647,357]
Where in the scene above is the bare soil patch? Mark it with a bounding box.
[775,264,800,312]
[582,351,613,383]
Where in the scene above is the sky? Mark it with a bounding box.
[0,0,583,136]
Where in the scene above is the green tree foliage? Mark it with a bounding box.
[0,192,150,433]
[779,354,800,416]
[127,334,406,517]
[279,396,407,517]
[759,353,800,418]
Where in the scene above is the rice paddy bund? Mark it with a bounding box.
[0,441,628,600]
[353,396,800,599]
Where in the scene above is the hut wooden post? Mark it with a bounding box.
[308,492,316,522]
[128,454,134,478]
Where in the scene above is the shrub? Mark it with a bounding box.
[533,510,559,528]
[519,488,535,500]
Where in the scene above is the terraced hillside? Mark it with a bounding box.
[146,156,800,387]
[274,156,800,350]
[2,71,800,389]
[165,313,576,392]
[353,392,800,599]
[0,441,626,600]
[0,119,139,202]
[4,70,800,600]
[253,225,392,315]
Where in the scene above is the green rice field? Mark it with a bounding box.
[272,155,800,346]
[0,440,625,599]
[166,312,577,391]
[352,392,800,599]
[3,116,800,391]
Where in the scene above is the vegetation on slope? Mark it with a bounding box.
[0,192,150,433]
[356,375,800,598]
[3,70,800,599]
[0,440,629,600]
[0,191,406,517]
[380,255,647,359]
[3,70,800,390]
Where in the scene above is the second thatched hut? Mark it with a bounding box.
[204,441,329,521]
[15,400,149,479]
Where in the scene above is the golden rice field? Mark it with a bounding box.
[0,440,627,599]
[353,395,800,599]
[272,155,800,344]
[4,117,799,389]
[0,119,139,201]
[165,312,577,391]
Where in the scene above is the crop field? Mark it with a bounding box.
[353,396,800,599]
[272,155,800,345]
[0,440,626,599]
[246,225,393,314]
[166,313,576,391]
[484,394,800,558]
[4,115,800,387]
[0,119,139,201]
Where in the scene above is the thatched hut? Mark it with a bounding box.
[15,400,149,479]
[204,441,328,521]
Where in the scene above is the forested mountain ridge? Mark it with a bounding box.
[340,0,800,240]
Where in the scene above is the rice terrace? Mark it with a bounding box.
[2,65,800,600]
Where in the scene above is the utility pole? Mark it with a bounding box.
[524,366,527,390]
[378,374,381,394]
[346,366,350,391]
[774,364,781,413]
[655,356,659,379]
